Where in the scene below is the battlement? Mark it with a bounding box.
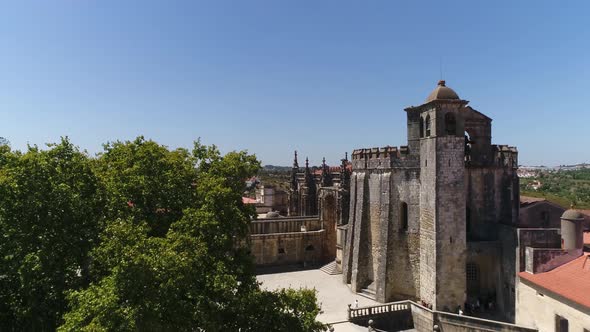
[351,146,416,170]
[492,145,518,169]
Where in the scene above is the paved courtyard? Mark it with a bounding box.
[257,268,378,330]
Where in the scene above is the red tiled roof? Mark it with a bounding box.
[242,197,257,204]
[519,253,590,309]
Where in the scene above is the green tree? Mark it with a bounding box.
[0,138,103,331]
[94,136,198,237]
[60,140,326,331]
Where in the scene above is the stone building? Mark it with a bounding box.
[287,151,351,223]
[254,185,288,215]
[250,81,584,329]
[516,209,590,330]
[341,81,520,318]
[519,196,565,228]
[248,154,350,269]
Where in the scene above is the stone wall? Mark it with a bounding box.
[524,247,582,274]
[386,169,421,301]
[516,229,561,272]
[434,134,467,311]
[344,165,422,302]
[419,134,437,307]
[320,189,338,262]
[436,312,537,332]
[466,241,500,301]
[498,225,518,322]
[250,230,324,266]
[519,201,564,228]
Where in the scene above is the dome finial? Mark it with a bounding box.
[425,80,459,103]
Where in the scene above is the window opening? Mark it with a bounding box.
[419,117,425,138]
[400,202,408,231]
[445,113,457,136]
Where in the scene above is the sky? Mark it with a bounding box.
[1,1,589,167]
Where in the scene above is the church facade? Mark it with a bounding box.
[341,81,519,320]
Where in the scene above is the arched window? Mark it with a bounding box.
[445,113,456,136]
[400,202,408,231]
[419,117,425,138]
[425,115,431,137]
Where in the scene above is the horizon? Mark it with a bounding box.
[2,1,589,167]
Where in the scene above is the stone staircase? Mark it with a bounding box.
[359,281,376,300]
[319,261,341,275]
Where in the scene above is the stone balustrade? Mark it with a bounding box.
[249,216,320,235]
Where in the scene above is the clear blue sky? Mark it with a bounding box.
[2,1,589,166]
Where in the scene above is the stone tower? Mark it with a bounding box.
[343,80,518,318]
[408,80,467,310]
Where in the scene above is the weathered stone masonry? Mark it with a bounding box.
[342,81,519,320]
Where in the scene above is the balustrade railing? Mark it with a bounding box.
[348,301,410,320]
[250,217,320,235]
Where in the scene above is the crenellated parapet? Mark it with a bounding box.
[351,146,417,170]
[492,145,518,169]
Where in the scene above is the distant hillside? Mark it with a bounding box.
[520,168,590,209]
[258,165,291,190]
[262,165,291,172]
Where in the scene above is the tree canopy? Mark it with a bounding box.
[0,137,326,332]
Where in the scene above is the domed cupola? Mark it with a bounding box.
[425,80,460,103]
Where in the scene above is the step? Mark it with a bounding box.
[359,287,376,300]
[319,261,342,275]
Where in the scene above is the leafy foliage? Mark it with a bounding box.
[521,168,590,208]
[0,139,103,330]
[0,137,326,331]
[95,137,198,237]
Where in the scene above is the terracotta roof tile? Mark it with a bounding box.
[242,197,257,204]
[518,253,590,309]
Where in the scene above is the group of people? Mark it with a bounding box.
[461,295,496,315]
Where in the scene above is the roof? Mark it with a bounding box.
[519,253,590,309]
[561,209,586,221]
[242,197,257,204]
[425,80,460,103]
[520,195,546,208]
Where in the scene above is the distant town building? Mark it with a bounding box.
[242,185,288,216]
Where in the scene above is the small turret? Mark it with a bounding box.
[290,150,299,191]
[293,150,299,169]
[560,208,585,250]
